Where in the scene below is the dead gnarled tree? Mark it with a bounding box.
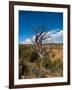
[31,25,52,57]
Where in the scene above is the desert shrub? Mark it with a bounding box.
[42,55,51,69]
[30,51,39,62]
[19,45,29,58]
[53,60,63,72]
[19,46,34,62]
[22,49,31,59]
[19,47,34,77]
[19,60,31,79]
[44,59,63,76]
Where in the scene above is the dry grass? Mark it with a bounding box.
[19,44,63,79]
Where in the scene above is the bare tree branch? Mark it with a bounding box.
[31,25,53,55]
[31,39,35,44]
[32,27,38,35]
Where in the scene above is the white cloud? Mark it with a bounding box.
[51,30,63,37]
[32,35,35,40]
[23,39,32,44]
[23,29,63,44]
[51,30,63,43]
[42,30,63,43]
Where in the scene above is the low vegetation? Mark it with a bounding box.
[19,44,63,79]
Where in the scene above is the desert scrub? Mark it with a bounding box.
[19,60,30,79]
[19,44,63,78]
[19,45,29,58]
[42,55,51,69]
[45,59,63,76]
[19,45,36,62]
[30,50,39,62]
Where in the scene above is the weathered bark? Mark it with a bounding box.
[32,25,52,58]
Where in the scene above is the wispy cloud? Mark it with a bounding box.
[23,39,32,44]
[51,30,63,43]
[22,29,63,44]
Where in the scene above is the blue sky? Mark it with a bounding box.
[19,10,63,44]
